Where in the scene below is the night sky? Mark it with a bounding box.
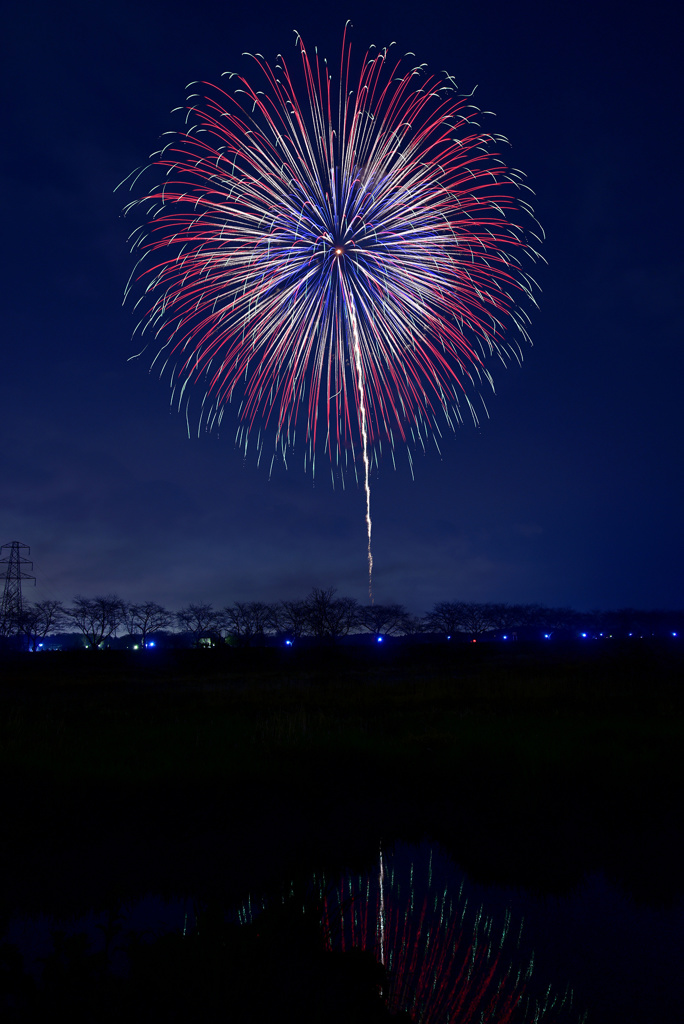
[4,0,683,615]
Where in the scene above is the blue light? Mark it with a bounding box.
[544,633,551,639]
[146,640,156,648]
[285,639,293,647]
[673,632,678,637]
[502,635,508,640]
[581,632,587,638]
[376,635,383,643]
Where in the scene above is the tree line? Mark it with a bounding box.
[1,589,682,651]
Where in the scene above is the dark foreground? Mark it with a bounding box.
[0,639,682,1020]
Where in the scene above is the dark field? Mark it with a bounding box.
[1,640,682,1020]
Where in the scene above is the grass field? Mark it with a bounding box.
[1,639,681,919]
[0,640,681,1020]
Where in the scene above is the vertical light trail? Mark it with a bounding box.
[349,298,374,601]
[378,840,386,968]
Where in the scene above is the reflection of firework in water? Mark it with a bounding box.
[311,844,584,1024]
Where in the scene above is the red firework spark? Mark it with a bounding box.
[317,846,584,1024]
[123,26,541,478]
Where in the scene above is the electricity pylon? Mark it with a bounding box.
[0,541,36,635]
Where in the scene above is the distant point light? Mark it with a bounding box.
[673,632,678,637]
[285,639,293,647]
[581,632,588,638]
[502,635,508,640]
[147,640,155,648]
[377,635,384,643]
[543,633,551,639]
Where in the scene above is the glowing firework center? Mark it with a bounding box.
[124,29,541,595]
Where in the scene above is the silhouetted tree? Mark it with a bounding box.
[484,603,523,632]
[399,614,427,636]
[0,606,17,639]
[514,604,546,627]
[176,603,220,646]
[537,606,580,632]
[67,595,125,648]
[359,603,408,637]
[17,599,67,651]
[222,601,271,646]
[424,601,465,637]
[305,587,359,642]
[457,602,495,638]
[123,601,174,648]
[270,598,310,639]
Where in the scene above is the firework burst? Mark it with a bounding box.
[123,27,542,595]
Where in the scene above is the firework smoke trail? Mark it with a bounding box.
[348,295,374,598]
[122,26,542,584]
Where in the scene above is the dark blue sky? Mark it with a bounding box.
[3,0,682,613]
